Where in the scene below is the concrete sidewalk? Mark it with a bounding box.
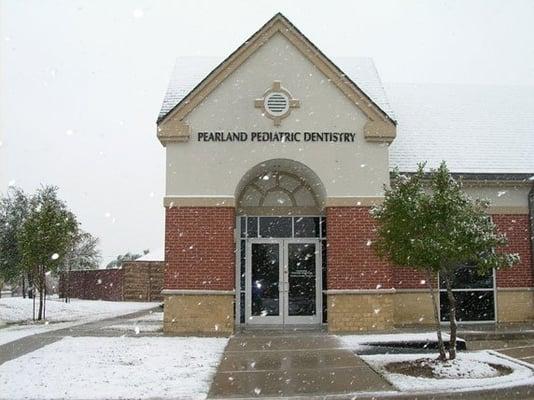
[207,329,394,398]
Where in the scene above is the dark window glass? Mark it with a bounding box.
[240,217,246,238]
[439,265,493,289]
[247,217,258,238]
[251,243,280,316]
[287,243,316,316]
[240,240,246,290]
[240,292,245,323]
[320,217,327,238]
[440,291,495,321]
[322,292,328,324]
[322,240,327,323]
[259,217,292,238]
[294,217,319,238]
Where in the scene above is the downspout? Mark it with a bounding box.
[529,184,534,274]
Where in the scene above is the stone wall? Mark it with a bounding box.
[163,293,234,336]
[327,291,394,332]
[163,206,236,335]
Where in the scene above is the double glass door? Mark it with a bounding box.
[245,239,322,325]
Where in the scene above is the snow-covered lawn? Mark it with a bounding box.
[0,336,228,400]
[0,297,157,345]
[362,351,534,392]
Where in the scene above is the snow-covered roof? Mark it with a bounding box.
[387,83,534,174]
[158,56,395,122]
[158,57,534,175]
[158,56,222,122]
[136,248,164,262]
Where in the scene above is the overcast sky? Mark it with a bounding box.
[1,0,533,265]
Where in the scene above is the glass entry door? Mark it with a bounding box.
[246,239,321,325]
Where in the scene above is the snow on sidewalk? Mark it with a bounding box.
[0,297,157,345]
[0,336,228,400]
[362,351,534,392]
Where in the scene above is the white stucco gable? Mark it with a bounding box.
[161,24,396,203]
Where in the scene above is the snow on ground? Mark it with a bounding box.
[0,336,228,400]
[340,332,454,350]
[103,311,164,333]
[362,351,534,392]
[0,297,157,345]
[129,311,164,322]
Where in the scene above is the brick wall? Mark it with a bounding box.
[494,214,534,287]
[123,261,165,301]
[164,207,235,290]
[392,214,533,289]
[325,208,533,290]
[326,207,393,289]
[59,269,124,301]
[59,262,166,302]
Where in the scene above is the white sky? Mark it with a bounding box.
[1,0,533,264]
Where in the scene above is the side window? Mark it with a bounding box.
[439,265,495,322]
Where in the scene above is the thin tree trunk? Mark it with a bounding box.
[444,274,458,360]
[66,265,71,303]
[425,269,447,360]
[37,266,44,320]
[43,269,46,320]
[22,275,26,298]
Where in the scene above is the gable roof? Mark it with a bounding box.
[388,83,534,174]
[158,56,395,122]
[157,13,396,141]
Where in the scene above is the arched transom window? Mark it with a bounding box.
[238,171,321,211]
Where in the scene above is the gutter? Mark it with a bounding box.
[529,186,534,275]
[395,171,534,183]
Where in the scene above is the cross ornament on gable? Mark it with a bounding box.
[255,81,300,126]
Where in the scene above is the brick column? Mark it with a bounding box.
[493,214,534,322]
[163,207,235,335]
[326,207,394,331]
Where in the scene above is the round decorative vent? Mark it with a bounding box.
[264,92,289,116]
[255,81,300,126]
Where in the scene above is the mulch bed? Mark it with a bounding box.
[385,358,513,379]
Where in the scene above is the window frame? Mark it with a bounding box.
[438,266,497,324]
[235,215,327,326]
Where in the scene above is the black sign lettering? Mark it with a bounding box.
[196,131,356,143]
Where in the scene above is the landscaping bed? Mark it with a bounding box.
[362,351,534,391]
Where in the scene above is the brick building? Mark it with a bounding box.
[156,13,534,335]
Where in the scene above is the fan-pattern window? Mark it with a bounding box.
[238,171,320,208]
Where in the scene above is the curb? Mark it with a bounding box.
[460,331,534,341]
